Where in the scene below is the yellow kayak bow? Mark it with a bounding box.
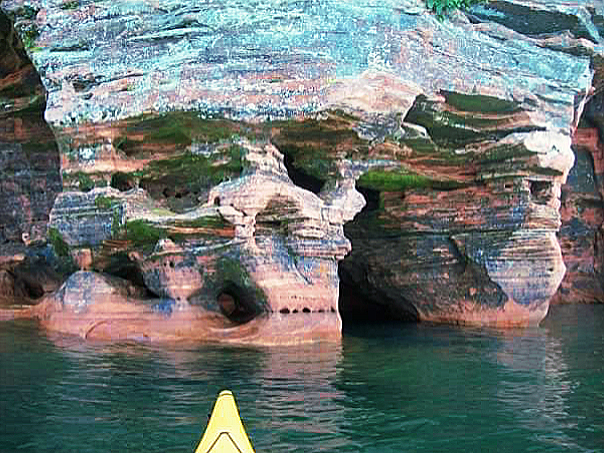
[195,390,256,453]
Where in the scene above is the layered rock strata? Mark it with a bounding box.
[551,121,604,304]
[28,140,361,344]
[0,0,603,340]
[0,9,61,244]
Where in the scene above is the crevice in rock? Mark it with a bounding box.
[355,186,380,213]
[339,271,419,324]
[283,152,325,194]
[0,10,61,244]
[110,172,135,191]
[100,252,151,296]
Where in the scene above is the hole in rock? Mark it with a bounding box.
[302,307,311,313]
[337,183,420,328]
[110,172,135,191]
[338,272,419,325]
[279,307,290,314]
[217,283,261,324]
[283,153,325,194]
[529,180,553,205]
[97,253,154,298]
[356,186,380,212]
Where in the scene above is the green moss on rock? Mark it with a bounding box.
[60,1,80,10]
[271,113,366,180]
[94,195,119,210]
[48,227,70,257]
[137,145,244,211]
[441,90,520,114]
[115,111,248,157]
[124,220,167,248]
[357,169,463,192]
[477,143,537,164]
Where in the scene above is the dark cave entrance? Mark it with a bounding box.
[282,153,325,194]
[217,282,263,324]
[337,185,420,327]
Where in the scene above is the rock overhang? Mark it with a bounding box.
[1,0,596,127]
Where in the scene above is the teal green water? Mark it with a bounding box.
[1,305,603,453]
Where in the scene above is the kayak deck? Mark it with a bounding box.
[195,390,255,453]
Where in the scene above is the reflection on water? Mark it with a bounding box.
[1,305,603,453]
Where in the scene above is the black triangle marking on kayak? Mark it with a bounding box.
[204,431,245,453]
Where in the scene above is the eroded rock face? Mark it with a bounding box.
[0,9,61,244]
[37,140,358,343]
[551,121,604,304]
[1,0,603,339]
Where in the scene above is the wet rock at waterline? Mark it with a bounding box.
[0,0,603,341]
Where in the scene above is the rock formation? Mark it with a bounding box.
[0,0,603,342]
[552,93,604,304]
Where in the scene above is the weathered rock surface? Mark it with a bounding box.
[551,124,604,303]
[1,0,603,340]
[0,8,61,244]
[30,268,341,344]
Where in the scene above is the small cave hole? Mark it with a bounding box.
[282,153,325,194]
[292,309,299,314]
[318,308,325,313]
[529,180,554,205]
[302,307,311,313]
[110,172,136,192]
[279,307,290,314]
[213,196,220,206]
[217,283,261,324]
[169,261,175,268]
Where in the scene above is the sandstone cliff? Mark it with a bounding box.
[0,0,603,342]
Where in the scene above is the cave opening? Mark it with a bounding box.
[529,180,554,205]
[337,184,420,327]
[282,153,325,194]
[217,282,261,324]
